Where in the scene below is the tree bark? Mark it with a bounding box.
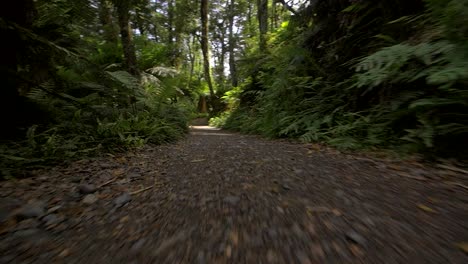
[167,0,177,66]
[257,0,268,50]
[0,0,37,136]
[99,0,119,43]
[115,0,140,76]
[228,0,238,87]
[200,0,216,107]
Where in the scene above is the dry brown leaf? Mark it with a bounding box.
[225,245,232,258]
[116,157,127,164]
[58,248,71,257]
[112,168,125,176]
[349,244,364,257]
[417,204,436,213]
[455,242,468,253]
[229,230,239,247]
[306,206,342,216]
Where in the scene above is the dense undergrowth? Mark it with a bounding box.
[211,0,468,159]
[0,0,199,178]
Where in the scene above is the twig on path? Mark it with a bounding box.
[436,164,468,175]
[395,173,427,181]
[130,186,153,195]
[98,177,118,188]
[447,181,468,191]
[130,181,165,195]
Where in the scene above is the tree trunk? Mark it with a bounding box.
[200,0,216,108]
[257,0,268,49]
[99,0,119,43]
[186,35,196,90]
[228,0,238,87]
[0,0,37,136]
[168,0,179,67]
[115,0,139,76]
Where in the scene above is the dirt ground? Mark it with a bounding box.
[1,126,467,263]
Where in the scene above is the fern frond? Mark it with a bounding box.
[146,66,179,77]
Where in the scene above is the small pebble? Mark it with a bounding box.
[16,203,45,219]
[79,184,97,194]
[114,193,132,208]
[223,196,240,205]
[82,194,98,204]
[346,230,367,246]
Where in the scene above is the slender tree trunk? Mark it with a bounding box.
[228,0,238,87]
[257,0,268,49]
[115,0,139,76]
[186,36,196,90]
[0,0,36,136]
[99,0,119,42]
[167,0,177,66]
[271,1,278,30]
[200,0,216,108]
[247,2,253,37]
[173,0,189,69]
[215,23,226,85]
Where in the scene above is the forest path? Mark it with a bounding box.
[1,126,467,263]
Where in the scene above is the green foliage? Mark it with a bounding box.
[216,0,468,158]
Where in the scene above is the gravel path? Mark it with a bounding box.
[1,126,467,263]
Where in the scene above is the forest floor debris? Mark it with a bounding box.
[0,126,467,263]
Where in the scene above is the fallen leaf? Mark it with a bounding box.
[112,168,125,176]
[58,248,71,258]
[116,157,127,164]
[190,159,206,163]
[333,209,343,216]
[229,230,239,247]
[241,183,255,190]
[455,242,468,253]
[225,245,232,258]
[349,244,364,257]
[417,204,436,213]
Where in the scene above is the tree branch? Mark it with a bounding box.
[276,0,298,15]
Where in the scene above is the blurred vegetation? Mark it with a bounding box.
[0,0,207,178]
[213,0,468,159]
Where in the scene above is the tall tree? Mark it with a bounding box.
[228,0,238,87]
[99,0,119,43]
[257,0,268,49]
[0,0,37,133]
[167,0,175,65]
[200,0,216,106]
[114,0,139,76]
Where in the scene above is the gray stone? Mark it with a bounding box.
[346,230,367,246]
[130,238,147,253]
[82,194,98,204]
[41,214,63,226]
[14,228,41,238]
[16,203,45,219]
[47,205,62,214]
[223,196,240,205]
[114,193,132,208]
[71,177,82,183]
[16,218,40,230]
[335,190,345,197]
[267,229,278,238]
[0,209,9,223]
[79,184,97,194]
